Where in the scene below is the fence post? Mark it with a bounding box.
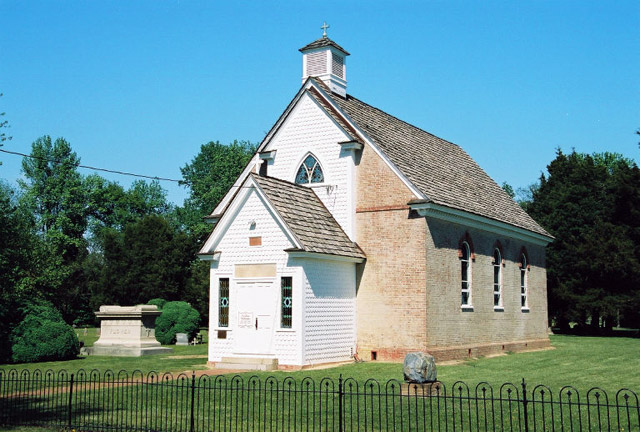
[190,371,196,432]
[67,373,74,430]
[338,374,344,432]
[521,378,529,432]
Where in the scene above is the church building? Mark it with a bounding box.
[199,30,553,370]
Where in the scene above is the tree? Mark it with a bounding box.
[95,215,193,308]
[85,175,174,248]
[0,182,41,362]
[527,149,640,332]
[501,182,515,199]
[18,136,90,322]
[179,140,256,239]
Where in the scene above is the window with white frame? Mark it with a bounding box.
[493,248,502,308]
[520,254,529,309]
[295,154,324,184]
[461,242,472,307]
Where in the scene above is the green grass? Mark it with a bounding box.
[2,334,639,393]
[234,335,640,393]
[2,335,639,432]
[3,329,210,376]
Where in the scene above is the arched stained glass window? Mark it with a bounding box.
[295,154,324,184]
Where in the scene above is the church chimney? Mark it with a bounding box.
[299,22,349,98]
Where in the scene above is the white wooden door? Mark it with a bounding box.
[234,281,276,355]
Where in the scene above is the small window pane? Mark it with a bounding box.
[303,155,316,170]
[295,165,308,184]
[311,165,324,183]
[219,278,229,328]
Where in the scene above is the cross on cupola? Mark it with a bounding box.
[321,22,329,37]
[299,24,350,97]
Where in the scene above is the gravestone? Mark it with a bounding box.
[403,352,437,383]
[175,333,189,346]
[91,305,172,356]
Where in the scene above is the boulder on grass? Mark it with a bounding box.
[403,352,437,383]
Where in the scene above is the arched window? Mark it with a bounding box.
[295,154,324,184]
[493,248,502,308]
[520,253,528,309]
[461,242,472,307]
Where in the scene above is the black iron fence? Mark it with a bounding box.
[0,368,638,431]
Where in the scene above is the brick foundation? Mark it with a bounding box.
[358,338,551,363]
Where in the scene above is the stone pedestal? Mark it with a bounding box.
[401,382,444,397]
[92,305,172,357]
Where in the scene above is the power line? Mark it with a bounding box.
[0,148,184,183]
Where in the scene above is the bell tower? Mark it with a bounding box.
[299,22,349,98]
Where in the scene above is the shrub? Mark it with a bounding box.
[10,302,80,363]
[155,301,200,345]
[147,298,167,310]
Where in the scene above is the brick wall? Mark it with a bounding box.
[354,143,550,362]
[423,218,549,357]
[355,143,427,360]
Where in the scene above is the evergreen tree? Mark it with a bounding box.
[527,150,640,331]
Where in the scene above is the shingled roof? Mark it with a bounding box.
[299,36,350,55]
[310,80,550,238]
[251,174,365,260]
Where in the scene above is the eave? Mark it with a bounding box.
[409,202,554,246]
[285,249,365,263]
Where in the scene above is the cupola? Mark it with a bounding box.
[299,23,349,98]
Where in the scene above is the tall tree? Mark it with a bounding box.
[527,150,640,331]
[179,140,256,239]
[0,182,40,361]
[19,136,89,321]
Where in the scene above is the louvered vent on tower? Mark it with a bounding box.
[307,51,326,76]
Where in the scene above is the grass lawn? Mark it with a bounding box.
[2,334,638,393]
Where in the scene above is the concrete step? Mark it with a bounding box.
[217,356,279,371]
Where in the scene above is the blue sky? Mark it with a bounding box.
[1,1,638,205]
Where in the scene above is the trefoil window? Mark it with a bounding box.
[461,242,472,307]
[218,278,229,327]
[295,154,324,184]
[281,277,293,328]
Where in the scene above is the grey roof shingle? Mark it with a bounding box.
[313,79,550,237]
[251,173,365,259]
[299,36,350,55]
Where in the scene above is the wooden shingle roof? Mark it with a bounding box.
[313,80,550,237]
[299,36,350,55]
[251,174,365,260]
